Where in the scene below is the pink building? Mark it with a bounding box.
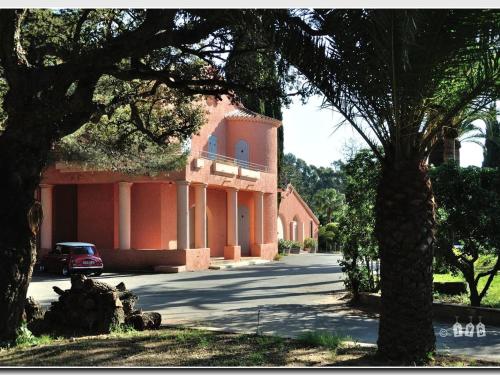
[37,96,319,272]
[277,184,320,245]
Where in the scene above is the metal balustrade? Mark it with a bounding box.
[196,150,269,173]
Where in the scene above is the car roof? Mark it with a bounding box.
[56,242,95,247]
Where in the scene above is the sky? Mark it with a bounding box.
[282,95,485,168]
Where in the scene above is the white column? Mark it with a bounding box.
[118,182,132,250]
[40,184,53,249]
[176,180,190,250]
[254,191,264,244]
[194,183,207,249]
[226,188,238,246]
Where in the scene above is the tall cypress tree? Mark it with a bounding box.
[226,30,285,196]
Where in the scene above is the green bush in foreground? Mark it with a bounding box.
[15,323,53,348]
[297,331,349,352]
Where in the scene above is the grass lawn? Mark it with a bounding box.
[0,327,498,367]
[434,272,500,308]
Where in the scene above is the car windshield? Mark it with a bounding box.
[70,246,96,255]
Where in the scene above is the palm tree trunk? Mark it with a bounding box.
[375,158,436,363]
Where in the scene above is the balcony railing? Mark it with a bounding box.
[196,150,269,173]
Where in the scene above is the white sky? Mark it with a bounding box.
[282,95,485,168]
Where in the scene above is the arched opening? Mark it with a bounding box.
[277,216,285,240]
[292,215,302,242]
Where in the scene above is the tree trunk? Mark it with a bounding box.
[0,119,52,342]
[462,271,481,307]
[375,158,436,364]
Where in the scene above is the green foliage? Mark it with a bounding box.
[15,323,52,348]
[312,188,346,224]
[53,79,207,175]
[297,331,348,352]
[431,163,500,306]
[318,223,339,252]
[278,239,302,252]
[303,237,317,250]
[109,323,137,336]
[279,153,344,213]
[337,149,381,297]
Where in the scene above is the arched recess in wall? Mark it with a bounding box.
[290,215,300,242]
[277,215,285,240]
[235,139,249,163]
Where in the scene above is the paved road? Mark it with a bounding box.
[28,253,500,361]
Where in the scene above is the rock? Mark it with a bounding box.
[125,312,161,331]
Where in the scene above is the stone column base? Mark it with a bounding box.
[224,245,241,261]
[251,243,277,260]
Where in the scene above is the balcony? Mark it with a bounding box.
[195,151,269,173]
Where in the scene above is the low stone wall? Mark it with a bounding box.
[251,243,277,260]
[358,292,500,326]
[99,248,210,272]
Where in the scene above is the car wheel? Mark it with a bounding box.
[62,266,70,277]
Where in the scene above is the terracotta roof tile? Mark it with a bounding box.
[225,107,282,127]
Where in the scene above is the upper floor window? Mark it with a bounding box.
[235,140,249,164]
[208,135,218,159]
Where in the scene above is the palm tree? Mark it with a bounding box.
[312,188,345,224]
[272,9,499,363]
[455,102,500,168]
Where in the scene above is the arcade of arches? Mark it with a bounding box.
[277,184,319,244]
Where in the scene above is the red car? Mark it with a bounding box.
[40,242,104,276]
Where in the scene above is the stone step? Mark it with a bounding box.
[209,259,270,270]
[153,265,187,273]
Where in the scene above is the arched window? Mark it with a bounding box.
[235,140,249,164]
[208,135,218,158]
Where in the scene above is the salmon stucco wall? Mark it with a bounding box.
[131,183,162,249]
[207,188,227,257]
[190,96,233,157]
[263,192,278,259]
[278,187,319,243]
[77,184,117,250]
[161,183,177,250]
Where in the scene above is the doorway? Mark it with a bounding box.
[238,204,250,256]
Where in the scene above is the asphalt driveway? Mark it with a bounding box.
[29,253,344,317]
[27,253,500,361]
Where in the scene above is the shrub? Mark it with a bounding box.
[278,239,293,252]
[278,239,302,251]
[303,237,317,249]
